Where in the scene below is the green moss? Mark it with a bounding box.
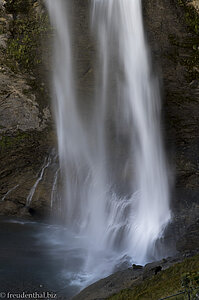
[108,254,199,300]
[0,131,30,152]
[4,0,51,72]
[177,0,199,35]
[6,15,50,71]
[4,0,31,15]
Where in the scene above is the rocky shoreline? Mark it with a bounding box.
[73,251,199,300]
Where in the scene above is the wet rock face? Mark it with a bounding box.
[0,131,56,218]
[142,0,199,253]
[0,0,54,218]
[0,67,50,133]
[176,219,199,252]
[143,0,199,184]
[0,0,94,219]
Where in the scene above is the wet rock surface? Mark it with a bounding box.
[0,0,55,218]
[142,0,199,257]
[0,0,94,219]
[143,0,199,189]
[0,131,56,218]
[0,66,50,133]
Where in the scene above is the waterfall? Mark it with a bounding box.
[91,0,171,263]
[46,0,171,282]
[50,167,60,209]
[1,184,19,202]
[26,156,51,206]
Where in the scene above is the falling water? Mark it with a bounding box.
[46,0,171,284]
[91,0,171,263]
[26,156,51,206]
[1,184,19,202]
[50,168,60,209]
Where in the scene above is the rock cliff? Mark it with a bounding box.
[0,0,54,218]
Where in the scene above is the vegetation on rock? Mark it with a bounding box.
[0,0,53,217]
[4,0,51,72]
[108,254,199,300]
[177,0,199,34]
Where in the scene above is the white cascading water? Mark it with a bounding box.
[46,0,171,284]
